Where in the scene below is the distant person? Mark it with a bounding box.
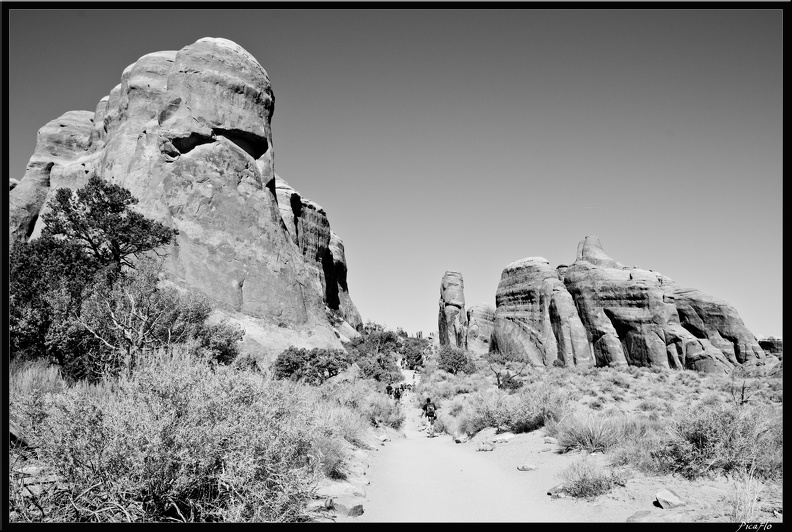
[421,397,438,437]
[385,382,393,397]
[393,386,402,401]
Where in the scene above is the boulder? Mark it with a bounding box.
[438,271,467,348]
[466,303,495,355]
[517,464,538,471]
[655,488,686,509]
[10,37,362,360]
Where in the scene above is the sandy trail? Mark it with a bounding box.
[344,369,578,522]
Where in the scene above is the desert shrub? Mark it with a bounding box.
[609,372,631,389]
[588,397,605,411]
[557,456,621,498]
[10,358,66,399]
[398,336,429,370]
[452,380,573,437]
[555,414,623,453]
[67,260,244,383]
[637,399,662,411]
[698,392,722,406]
[652,402,783,481]
[414,368,490,405]
[437,345,476,375]
[728,468,766,522]
[272,347,352,386]
[319,374,404,430]
[16,347,352,522]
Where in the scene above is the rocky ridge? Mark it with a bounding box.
[9,37,361,362]
[448,236,767,372]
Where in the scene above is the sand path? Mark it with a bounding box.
[342,368,585,522]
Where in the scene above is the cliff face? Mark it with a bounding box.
[465,303,495,356]
[489,237,766,373]
[9,37,361,357]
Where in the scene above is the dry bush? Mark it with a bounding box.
[11,346,391,522]
[414,369,489,403]
[728,468,766,523]
[652,402,783,481]
[555,414,622,453]
[10,358,67,397]
[318,375,404,431]
[453,380,574,437]
[557,456,622,498]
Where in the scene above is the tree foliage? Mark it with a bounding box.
[272,347,352,386]
[438,345,476,375]
[9,176,240,382]
[41,175,177,275]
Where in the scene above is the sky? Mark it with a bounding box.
[7,8,783,338]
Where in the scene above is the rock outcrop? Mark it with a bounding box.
[9,37,361,360]
[758,336,782,358]
[491,237,765,372]
[465,303,495,355]
[491,258,592,367]
[438,271,467,348]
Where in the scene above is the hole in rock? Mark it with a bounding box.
[171,132,215,154]
[213,128,269,159]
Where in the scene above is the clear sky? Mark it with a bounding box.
[7,8,783,338]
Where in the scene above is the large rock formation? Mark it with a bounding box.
[9,37,361,360]
[465,303,495,355]
[491,237,765,373]
[491,258,592,367]
[438,271,467,348]
[757,336,782,359]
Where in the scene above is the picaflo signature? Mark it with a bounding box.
[737,522,772,531]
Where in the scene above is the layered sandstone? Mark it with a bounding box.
[438,271,467,348]
[465,303,495,355]
[9,37,361,358]
[758,336,782,358]
[491,258,592,367]
[491,237,765,372]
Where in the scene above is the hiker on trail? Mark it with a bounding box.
[393,386,402,401]
[385,382,393,397]
[421,397,438,437]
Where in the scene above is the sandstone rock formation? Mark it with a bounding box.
[491,237,765,372]
[491,258,592,367]
[758,336,782,358]
[438,271,467,348]
[9,37,361,360]
[465,303,495,355]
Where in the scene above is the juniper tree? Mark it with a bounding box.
[41,175,178,276]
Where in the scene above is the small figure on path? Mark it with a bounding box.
[421,397,438,437]
[385,382,393,397]
[393,386,402,402]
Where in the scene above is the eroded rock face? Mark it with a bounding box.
[466,303,495,355]
[491,258,592,367]
[491,237,764,372]
[758,336,782,358]
[10,37,361,356]
[10,110,95,243]
[438,271,467,348]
